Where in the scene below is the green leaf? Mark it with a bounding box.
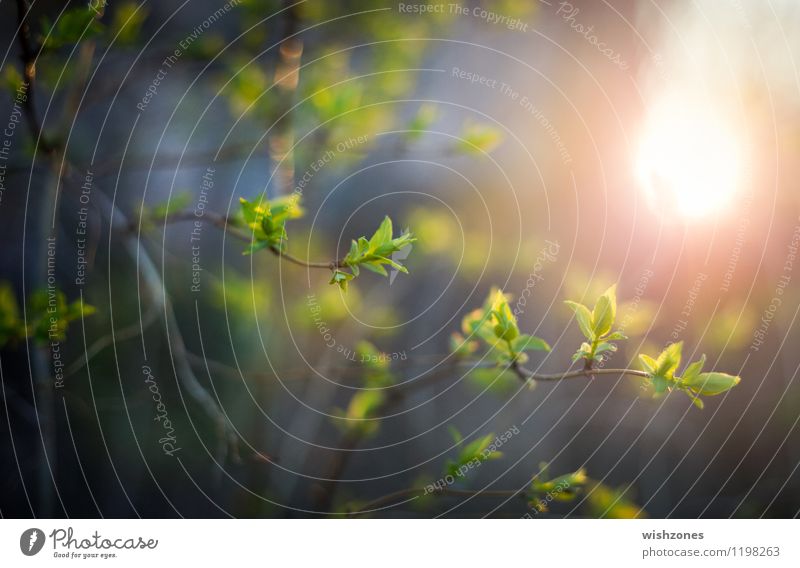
[238,195,303,254]
[109,2,147,45]
[25,288,95,344]
[605,331,628,341]
[0,281,23,346]
[450,332,479,358]
[457,122,503,154]
[41,7,103,50]
[684,372,741,396]
[329,270,354,292]
[564,300,594,341]
[512,334,550,353]
[638,354,657,374]
[449,426,463,444]
[594,341,617,355]
[531,467,587,495]
[4,66,23,98]
[689,393,705,409]
[651,375,669,395]
[336,217,416,288]
[654,341,683,379]
[572,342,593,362]
[682,354,706,382]
[406,104,437,140]
[592,284,617,337]
[152,192,191,219]
[360,261,388,276]
[585,481,645,519]
[445,431,502,478]
[369,216,393,250]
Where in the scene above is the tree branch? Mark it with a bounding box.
[137,209,341,269]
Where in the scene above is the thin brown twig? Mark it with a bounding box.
[14,0,53,153]
[136,209,341,269]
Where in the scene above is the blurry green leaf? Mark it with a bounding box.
[41,7,103,50]
[450,332,479,358]
[465,366,517,396]
[531,466,587,495]
[109,2,147,45]
[406,104,437,140]
[445,429,502,478]
[27,289,95,343]
[585,482,645,519]
[152,192,191,219]
[512,334,550,353]
[0,282,22,346]
[457,122,502,154]
[4,66,23,97]
[356,340,393,387]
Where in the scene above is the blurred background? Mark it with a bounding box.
[1,0,799,518]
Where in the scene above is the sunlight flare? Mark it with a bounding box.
[636,95,743,219]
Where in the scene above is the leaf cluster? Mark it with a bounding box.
[330,216,415,292]
[444,427,503,478]
[564,284,627,366]
[454,288,549,366]
[238,195,304,254]
[639,341,741,409]
[0,282,95,346]
[40,6,103,50]
[331,341,394,439]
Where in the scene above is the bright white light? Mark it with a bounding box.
[636,96,742,219]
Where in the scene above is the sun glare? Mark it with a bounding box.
[636,96,742,220]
